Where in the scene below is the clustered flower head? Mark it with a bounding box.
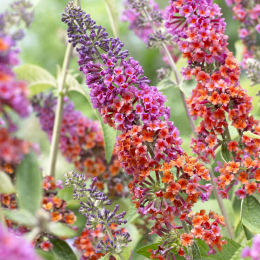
[32,93,129,197]
[241,233,260,260]
[0,223,41,260]
[65,171,131,258]
[225,0,260,68]
[0,1,32,168]
[165,0,260,199]
[62,3,227,258]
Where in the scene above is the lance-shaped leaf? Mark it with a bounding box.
[242,195,260,234]
[48,222,76,238]
[3,209,37,227]
[14,64,57,96]
[16,153,43,214]
[50,238,77,260]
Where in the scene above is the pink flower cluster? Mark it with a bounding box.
[0,223,40,260]
[241,234,260,260]
[226,1,260,67]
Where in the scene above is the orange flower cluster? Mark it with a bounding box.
[1,175,77,251]
[74,224,127,260]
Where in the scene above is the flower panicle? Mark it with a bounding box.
[65,171,131,256]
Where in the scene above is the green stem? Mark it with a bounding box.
[209,168,235,239]
[48,0,80,177]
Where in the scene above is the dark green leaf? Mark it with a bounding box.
[3,209,37,227]
[0,171,15,194]
[196,238,240,260]
[50,238,77,260]
[242,224,254,240]
[48,222,76,238]
[16,153,43,214]
[242,195,260,234]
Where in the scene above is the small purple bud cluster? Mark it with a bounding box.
[65,171,131,256]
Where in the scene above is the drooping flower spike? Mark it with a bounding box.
[165,0,260,199]
[63,3,226,258]
[32,93,129,197]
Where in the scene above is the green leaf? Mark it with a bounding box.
[220,144,231,163]
[196,238,241,260]
[48,222,76,238]
[234,40,243,63]
[104,0,119,38]
[0,171,15,194]
[123,203,139,227]
[3,209,37,227]
[242,195,260,234]
[16,153,43,214]
[14,64,56,96]
[242,224,254,240]
[230,239,252,260]
[50,238,77,260]
[136,243,161,258]
[243,131,260,140]
[192,242,202,260]
[120,246,131,259]
[36,249,56,260]
[99,254,111,260]
[157,78,175,91]
[100,120,117,163]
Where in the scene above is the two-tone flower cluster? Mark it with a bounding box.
[225,0,260,68]
[0,223,41,260]
[63,3,226,258]
[65,171,131,258]
[0,0,33,167]
[1,175,77,251]
[32,93,128,197]
[165,0,260,199]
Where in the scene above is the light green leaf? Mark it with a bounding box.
[100,254,111,260]
[3,209,37,227]
[123,203,139,227]
[50,238,77,260]
[48,222,76,238]
[0,171,15,194]
[234,40,243,63]
[104,0,119,38]
[243,131,260,140]
[192,242,202,260]
[196,238,241,260]
[242,195,260,234]
[230,239,252,260]
[36,249,56,260]
[16,153,43,214]
[14,64,56,96]
[120,246,131,259]
[157,78,176,91]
